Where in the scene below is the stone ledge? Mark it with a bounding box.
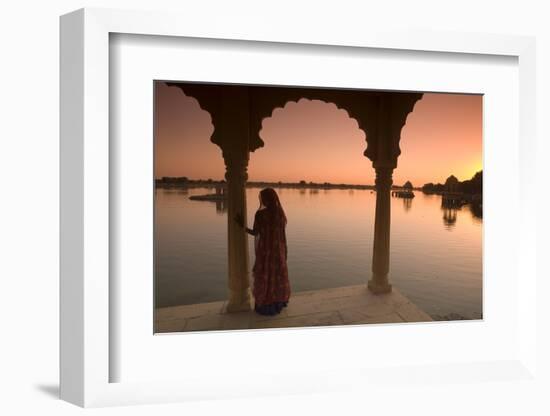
[155,284,433,333]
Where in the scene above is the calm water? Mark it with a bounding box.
[155,187,482,319]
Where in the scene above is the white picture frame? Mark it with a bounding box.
[60,7,538,408]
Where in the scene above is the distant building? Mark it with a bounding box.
[392,180,414,198]
[444,175,459,193]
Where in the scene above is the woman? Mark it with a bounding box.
[235,188,290,316]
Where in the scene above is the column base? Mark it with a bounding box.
[226,288,252,313]
[367,279,392,294]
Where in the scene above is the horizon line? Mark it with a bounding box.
[154,171,482,186]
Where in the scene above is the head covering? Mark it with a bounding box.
[259,187,287,227]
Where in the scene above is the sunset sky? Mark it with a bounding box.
[154,82,482,187]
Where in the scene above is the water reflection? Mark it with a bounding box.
[442,206,458,229]
[469,202,482,220]
[155,187,482,319]
[215,199,227,213]
[187,195,227,214]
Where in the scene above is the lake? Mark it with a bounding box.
[155,186,482,319]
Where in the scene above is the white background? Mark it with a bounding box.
[1,1,549,415]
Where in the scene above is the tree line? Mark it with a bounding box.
[422,171,482,195]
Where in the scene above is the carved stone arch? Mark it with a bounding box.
[245,86,377,155]
[384,93,424,165]
[165,82,225,147]
[165,81,423,168]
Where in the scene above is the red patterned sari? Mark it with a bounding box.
[250,190,291,315]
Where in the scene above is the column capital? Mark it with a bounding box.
[223,148,249,182]
[374,166,394,190]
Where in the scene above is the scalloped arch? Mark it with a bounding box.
[162,82,422,166]
[254,97,368,149]
[246,87,379,157]
[164,82,224,148]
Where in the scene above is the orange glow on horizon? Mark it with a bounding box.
[155,83,482,187]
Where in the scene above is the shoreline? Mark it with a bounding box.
[155,182,417,191]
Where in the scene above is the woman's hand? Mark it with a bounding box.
[234,213,244,228]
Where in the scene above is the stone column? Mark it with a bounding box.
[368,166,393,294]
[224,148,252,312]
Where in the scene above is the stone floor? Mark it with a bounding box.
[155,284,433,333]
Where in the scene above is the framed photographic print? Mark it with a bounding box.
[152,80,480,334]
[60,7,538,408]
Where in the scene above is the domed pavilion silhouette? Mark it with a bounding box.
[392,180,415,199]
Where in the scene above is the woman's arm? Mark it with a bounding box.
[234,213,258,236]
[245,227,258,236]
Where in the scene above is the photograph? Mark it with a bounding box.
[153,80,483,333]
